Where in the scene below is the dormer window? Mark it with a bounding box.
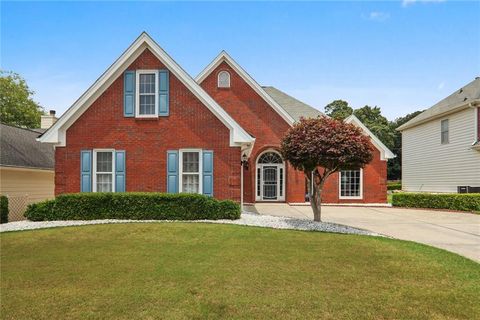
[217,71,230,88]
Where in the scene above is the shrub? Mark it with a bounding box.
[24,193,241,221]
[387,182,402,191]
[0,195,8,224]
[392,193,480,212]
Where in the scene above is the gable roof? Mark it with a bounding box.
[262,86,324,121]
[195,51,296,125]
[397,77,480,131]
[1,123,54,170]
[39,32,254,147]
[344,115,395,161]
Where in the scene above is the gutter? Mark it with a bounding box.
[397,100,480,132]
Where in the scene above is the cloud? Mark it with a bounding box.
[368,11,390,22]
[402,0,446,7]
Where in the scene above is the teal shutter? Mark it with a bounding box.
[167,150,178,193]
[202,150,213,196]
[158,70,169,116]
[115,151,126,192]
[80,150,92,192]
[124,71,135,117]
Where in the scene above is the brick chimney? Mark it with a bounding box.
[40,110,57,129]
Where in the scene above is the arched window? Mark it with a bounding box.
[257,152,283,164]
[217,71,230,88]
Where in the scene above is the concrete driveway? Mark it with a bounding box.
[244,204,480,262]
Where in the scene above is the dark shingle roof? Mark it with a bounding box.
[397,77,480,131]
[0,123,54,170]
[262,86,324,121]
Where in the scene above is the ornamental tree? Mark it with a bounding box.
[281,116,373,222]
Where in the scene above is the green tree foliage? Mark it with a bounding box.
[353,105,395,151]
[0,71,44,128]
[325,99,423,181]
[324,100,353,119]
[281,117,373,221]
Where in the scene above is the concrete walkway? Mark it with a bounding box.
[245,204,480,262]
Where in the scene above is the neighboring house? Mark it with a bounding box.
[398,78,480,193]
[39,32,394,205]
[0,117,56,220]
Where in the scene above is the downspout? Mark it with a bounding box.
[240,162,244,211]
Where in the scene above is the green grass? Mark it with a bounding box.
[1,224,479,320]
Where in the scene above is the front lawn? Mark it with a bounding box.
[1,223,479,319]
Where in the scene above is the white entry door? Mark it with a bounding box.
[257,164,285,201]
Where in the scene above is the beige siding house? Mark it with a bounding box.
[0,118,56,220]
[398,78,480,193]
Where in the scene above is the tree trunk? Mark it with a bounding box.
[310,177,323,222]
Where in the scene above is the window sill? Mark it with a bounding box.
[339,196,363,200]
[135,116,159,121]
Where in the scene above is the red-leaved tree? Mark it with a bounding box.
[281,116,373,222]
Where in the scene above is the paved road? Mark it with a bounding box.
[245,204,480,262]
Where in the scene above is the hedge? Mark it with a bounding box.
[387,182,402,191]
[0,195,8,224]
[25,193,241,221]
[392,193,480,212]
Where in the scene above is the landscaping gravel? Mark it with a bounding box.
[0,212,378,236]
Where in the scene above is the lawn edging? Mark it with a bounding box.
[24,192,240,221]
[392,192,480,213]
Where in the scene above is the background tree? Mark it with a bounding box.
[0,71,44,128]
[281,117,373,222]
[388,110,424,180]
[324,100,353,120]
[353,105,395,151]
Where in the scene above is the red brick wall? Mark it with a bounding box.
[200,61,387,204]
[55,48,241,201]
[321,147,387,203]
[200,62,305,203]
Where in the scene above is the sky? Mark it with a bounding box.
[1,1,479,121]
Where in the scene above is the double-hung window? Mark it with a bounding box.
[441,119,449,144]
[339,169,362,199]
[136,70,158,117]
[179,150,202,194]
[93,150,115,192]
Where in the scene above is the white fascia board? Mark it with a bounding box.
[39,32,254,147]
[344,114,395,161]
[195,51,295,126]
[396,100,479,132]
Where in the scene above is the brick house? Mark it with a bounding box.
[39,33,394,205]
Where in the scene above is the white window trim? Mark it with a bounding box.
[255,149,285,202]
[92,149,115,192]
[135,70,159,118]
[338,168,363,200]
[217,70,231,88]
[179,149,203,194]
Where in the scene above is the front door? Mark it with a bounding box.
[262,166,278,200]
[257,164,285,201]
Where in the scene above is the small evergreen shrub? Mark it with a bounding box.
[0,195,8,224]
[392,193,480,212]
[387,182,402,191]
[24,193,241,221]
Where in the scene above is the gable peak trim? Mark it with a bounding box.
[39,32,254,147]
[196,51,295,126]
[344,114,395,161]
